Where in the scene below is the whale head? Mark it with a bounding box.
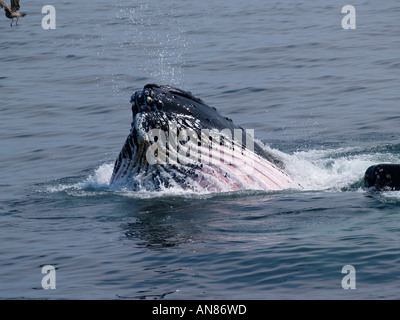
[110,84,294,192]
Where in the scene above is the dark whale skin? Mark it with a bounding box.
[364,164,400,191]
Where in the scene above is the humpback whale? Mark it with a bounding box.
[110,84,297,192]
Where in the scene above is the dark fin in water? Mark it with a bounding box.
[364,164,400,191]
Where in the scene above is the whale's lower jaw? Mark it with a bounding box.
[110,129,296,192]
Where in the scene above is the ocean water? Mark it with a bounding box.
[1,0,400,299]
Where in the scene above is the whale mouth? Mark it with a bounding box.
[110,84,296,192]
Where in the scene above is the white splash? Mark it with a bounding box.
[46,144,400,197]
[77,164,114,189]
[263,145,398,192]
[281,149,373,191]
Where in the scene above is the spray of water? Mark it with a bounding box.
[115,0,189,88]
